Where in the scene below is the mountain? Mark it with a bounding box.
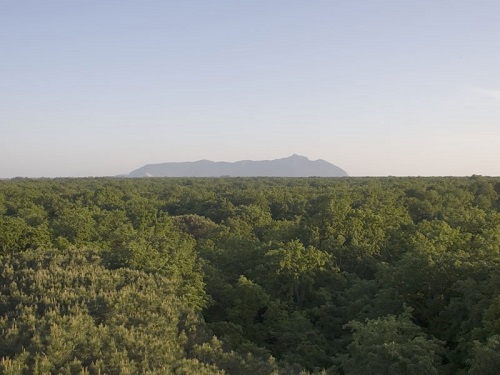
[128,155,348,177]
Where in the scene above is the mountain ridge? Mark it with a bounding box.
[128,155,348,177]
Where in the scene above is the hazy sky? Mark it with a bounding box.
[1,1,500,177]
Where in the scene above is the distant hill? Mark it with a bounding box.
[128,155,348,177]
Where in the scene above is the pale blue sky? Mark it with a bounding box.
[1,0,500,177]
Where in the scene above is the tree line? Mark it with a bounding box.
[1,176,499,374]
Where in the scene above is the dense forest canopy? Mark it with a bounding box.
[1,176,500,374]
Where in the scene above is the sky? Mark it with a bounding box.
[1,0,500,177]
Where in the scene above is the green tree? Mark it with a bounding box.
[265,240,332,307]
[337,311,444,375]
[468,335,500,375]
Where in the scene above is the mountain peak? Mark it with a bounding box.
[287,154,309,160]
[128,156,348,177]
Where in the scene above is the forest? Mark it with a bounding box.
[1,176,499,374]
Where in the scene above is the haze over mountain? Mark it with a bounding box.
[128,155,348,177]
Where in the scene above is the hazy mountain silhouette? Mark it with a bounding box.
[128,155,348,177]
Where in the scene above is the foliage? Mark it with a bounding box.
[336,310,444,374]
[1,176,500,373]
